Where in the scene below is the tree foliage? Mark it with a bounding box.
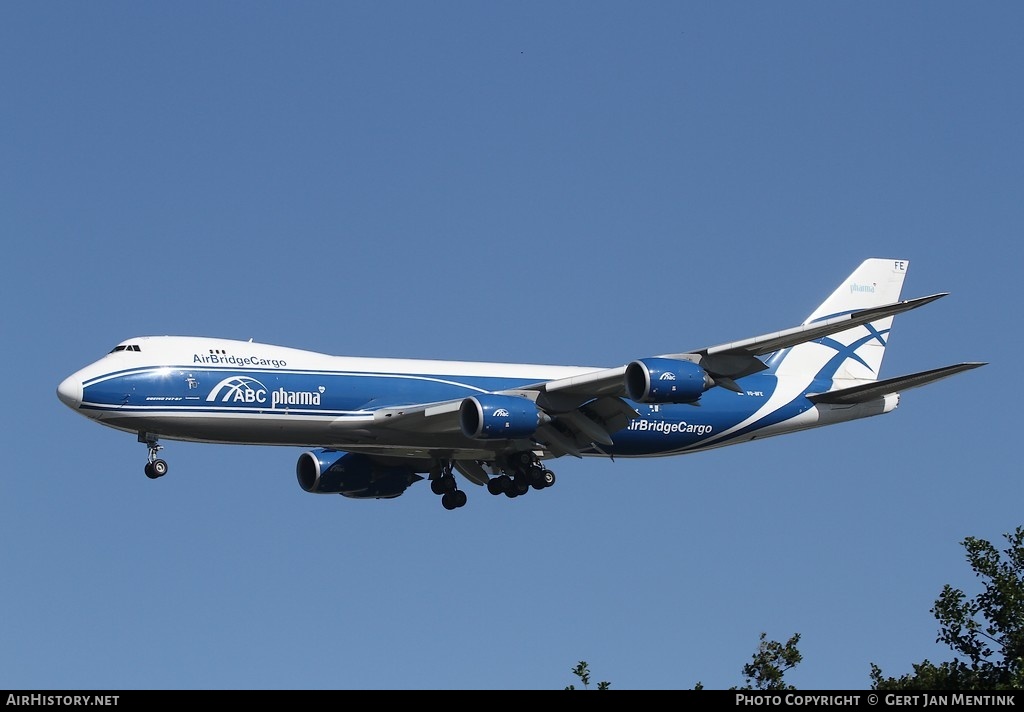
[566,527,1024,690]
[872,527,1024,690]
[733,632,803,690]
[565,660,610,690]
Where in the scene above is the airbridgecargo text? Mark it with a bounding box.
[193,353,287,369]
[6,695,119,706]
[627,419,712,436]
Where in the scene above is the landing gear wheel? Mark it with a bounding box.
[540,469,555,488]
[431,473,458,495]
[527,465,547,490]
[145,458,168,479]
[441,489,467,510]
[142,435,167,480]
[432,460,466,509]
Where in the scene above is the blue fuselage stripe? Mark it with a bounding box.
[79,365,807,455]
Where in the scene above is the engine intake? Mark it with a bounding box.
[625,357,713,404]
[459,394,546,439]
[296,449,423,499]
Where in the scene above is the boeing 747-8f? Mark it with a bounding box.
[57,258,985,510]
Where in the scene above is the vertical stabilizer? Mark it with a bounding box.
[767,258,910,387]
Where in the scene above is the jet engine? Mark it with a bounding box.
[624,357,714,404]
[296,449,423,499]
[459,394,546,439]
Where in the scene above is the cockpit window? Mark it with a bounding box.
[109,344,141,353]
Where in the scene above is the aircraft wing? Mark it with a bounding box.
[528,292,948,399]
[368,391,637,460]
[370,398,465,433]
[363,293,952,460]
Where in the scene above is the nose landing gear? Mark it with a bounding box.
[139,432,168,480]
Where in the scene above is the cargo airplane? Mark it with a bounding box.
[56,258,985,510]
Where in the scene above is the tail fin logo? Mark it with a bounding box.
[850,282,877,293]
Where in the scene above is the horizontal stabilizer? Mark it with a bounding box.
[807,362,986,405]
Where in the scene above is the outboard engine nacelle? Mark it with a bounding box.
[625,357,714,404]
[296,449,423,499]
[459,394,546,439]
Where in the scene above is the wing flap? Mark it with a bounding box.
[531,397,639,456]
[559,397,638,445]
[452,459,490,486]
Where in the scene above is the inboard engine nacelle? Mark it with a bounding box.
[624,357,714,403]
[459,394,547,439]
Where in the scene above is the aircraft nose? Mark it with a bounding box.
[57,374,83,409]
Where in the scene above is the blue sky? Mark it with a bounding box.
[2,2,1019,691]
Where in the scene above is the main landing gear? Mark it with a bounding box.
[486,451,556,499]
[430,453,557,511]
[139,433,168,480]
[429,461,467,510]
